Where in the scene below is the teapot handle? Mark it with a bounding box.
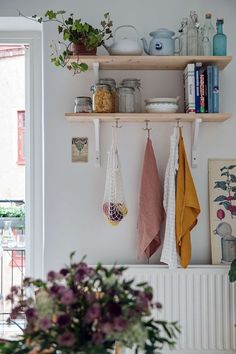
[114,25,139,41]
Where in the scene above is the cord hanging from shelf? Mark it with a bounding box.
[143,120,152,139]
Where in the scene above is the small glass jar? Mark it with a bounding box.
[74,97,92,113]
[117,86,135,113]
[91,84,113,113]
[98,78,117,113]
[120,78,142,112]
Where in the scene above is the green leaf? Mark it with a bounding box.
[220,166,227,171]
[221,172,228,176]
[230,174,236,182]
[228,165,236,170]
[214,181,227,191]
[229,258,236,282]
[214,195,228,202]
[79,63,89,72]
[219,201,231,209]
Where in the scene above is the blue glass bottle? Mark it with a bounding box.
[213,18,227,56]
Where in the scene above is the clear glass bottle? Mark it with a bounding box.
[120,78,142,112]
[117,87,135,113]
[178,17,188,56]
[98,78,117,113]
[91,84,113,113]
[74,97,92,113]
[2,220,16,248]
[187,10,200,56]
[201,13,215,56]
[213,18,227,56]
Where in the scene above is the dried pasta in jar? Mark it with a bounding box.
[91,84,113,113]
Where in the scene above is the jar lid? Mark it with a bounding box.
[145,96,180,104]
[90,84,111,91]
[117,86,135,93]
[121,78,141,88]
[99,78,116,86]
[75,96,92,102]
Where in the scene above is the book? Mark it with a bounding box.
[204,68,208,113]
[207,66,213,113]
[184,63,196,113]
[212,66,219,113]
[199,70,205,113]
[195,63,202,113]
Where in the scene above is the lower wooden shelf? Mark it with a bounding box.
[65,112,231,123]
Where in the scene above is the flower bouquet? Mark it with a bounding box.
[0,253,179,354]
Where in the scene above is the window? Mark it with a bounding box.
[17,110,25,165]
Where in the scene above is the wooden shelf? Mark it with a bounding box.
[69,55,232,71]
[65,112,232,123]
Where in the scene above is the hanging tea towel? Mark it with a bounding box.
[176,128,201,268]
[103,128,128,226]
[160,127,179,269]
[138,138,164,260]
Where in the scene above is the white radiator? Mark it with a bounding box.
[124,265,236,354]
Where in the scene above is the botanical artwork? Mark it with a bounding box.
[209,159,236,264]
[72,137,88,163]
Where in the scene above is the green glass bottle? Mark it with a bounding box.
[213,18,227,56]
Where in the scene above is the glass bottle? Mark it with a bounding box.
[178,17,188,56]
[2,220,16,248]
[120,78,142,112]
[187,10,200,56]
[201,13,215,56]
[117,87,135,113]
[213,18,227,56]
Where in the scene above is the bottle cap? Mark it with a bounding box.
[205,13,212,19]
[217,18,224,24]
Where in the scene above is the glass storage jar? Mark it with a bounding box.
[74,97,92,113]
[98,78,117,113]
[117,86,135,113]
[120,78,142,112]
[91,84,113,113]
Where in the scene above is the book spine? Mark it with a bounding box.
[184,64,196,113]
[200,71,205,113]
[212,66,219,113]
[195,63,202,113]
[207,66,213,113]
[204,69,208,113]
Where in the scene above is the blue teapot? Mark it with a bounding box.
[141,28,180,55]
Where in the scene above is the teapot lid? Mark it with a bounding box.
[150,28,175,37]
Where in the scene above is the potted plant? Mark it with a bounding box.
[20,10,113,74]
[0,253,179,353]
[0,205,25,229]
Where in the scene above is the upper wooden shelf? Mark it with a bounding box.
[69,55,232,71]
[65,113,231,123]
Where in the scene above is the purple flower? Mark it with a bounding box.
[57,313,70,327]
[25,308,37,322]
[85,292,96,302]
[47,271,57,281]
[50,285,66,297]
[101,321,113,334]
[156,302,162,309]
[10,286,19,294]
[74,262,92,282]
[92,332,103,344]
[85,303,101,323]
[58,332,76,347]
[60,268,69,276]
[113,317,128,332]
[136,291,149,313]
[60,289,76,305]
[107,302,121,317]
[39,317,52,331]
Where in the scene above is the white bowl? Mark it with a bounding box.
[145,97,180,113]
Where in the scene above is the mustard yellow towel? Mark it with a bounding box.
[176,128,200,268]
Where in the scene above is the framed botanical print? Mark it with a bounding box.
[209,159,236,264]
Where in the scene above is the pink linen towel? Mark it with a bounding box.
[137,138,164,260]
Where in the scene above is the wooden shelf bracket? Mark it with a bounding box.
[191,118,202,168]
[93,118,100,167]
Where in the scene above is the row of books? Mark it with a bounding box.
[184,63,219,113]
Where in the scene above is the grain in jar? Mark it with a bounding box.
[91,84,113,113]
[98,78,117,113]
[74,97,92,113]
[117,87,135,113]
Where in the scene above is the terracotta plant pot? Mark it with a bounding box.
[71,43,97,55]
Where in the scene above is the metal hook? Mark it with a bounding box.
[176,118,183,128]
[112,118,122,129]
[143,120,152,139]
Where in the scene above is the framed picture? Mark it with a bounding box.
[209,159,236,264]
[72,137,88,163]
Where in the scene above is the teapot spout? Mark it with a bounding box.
[141,38,149,55]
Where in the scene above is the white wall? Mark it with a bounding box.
[0,0,235,272]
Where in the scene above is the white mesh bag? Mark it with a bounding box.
[103,129,128,225]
